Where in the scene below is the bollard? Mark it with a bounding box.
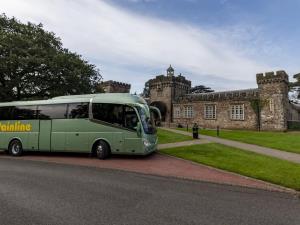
[192,123,199,139]
[217,126,220,137]
[186,124,189,132]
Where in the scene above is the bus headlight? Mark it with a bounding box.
[143,139,151,147]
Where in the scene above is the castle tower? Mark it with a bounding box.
[149,66,191,125]
[99,80,131,93]
[256,71,289,131]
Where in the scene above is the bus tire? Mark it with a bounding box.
[94,140,110,160]
[8,139,23,157]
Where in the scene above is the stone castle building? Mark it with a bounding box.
[149,65,300,131]
[99,80,131,93]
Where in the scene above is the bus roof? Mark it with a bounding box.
[0,93,147,107]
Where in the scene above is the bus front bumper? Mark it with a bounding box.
[143,138,158,154]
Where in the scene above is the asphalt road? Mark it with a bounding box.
[0,158,299,225]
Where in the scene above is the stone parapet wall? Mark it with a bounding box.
[149,74,191,88]
[100,80,131,93]
[256,71,289,85]
[176,89,259,103]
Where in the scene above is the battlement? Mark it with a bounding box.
[176,88,259,103]
[256,70,289,85]
[100,80,131,93]
[101,80,131,88]
[149,74,191,88]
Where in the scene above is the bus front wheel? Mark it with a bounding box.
[94,140,110,160]
[9,139,23,157]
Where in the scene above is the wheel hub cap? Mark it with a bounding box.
[12,144,20,154]
[97,145,103,155]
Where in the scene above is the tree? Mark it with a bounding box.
[0,14,102,101]
[289,73,300,103]
[190,85,214,94]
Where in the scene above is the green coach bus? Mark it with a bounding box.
[0,93,160,159]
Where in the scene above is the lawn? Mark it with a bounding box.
[161,143,300,191]
[178,128,300,154]
[157,128,193,144]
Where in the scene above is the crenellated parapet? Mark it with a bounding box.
[175,88,259,103]
[149,74,191,89]
[100,80,131,93]
[101,80,131,88]
[256,71,289,85]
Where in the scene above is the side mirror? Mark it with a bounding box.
[150,106,162,121]
[136,122,142,137]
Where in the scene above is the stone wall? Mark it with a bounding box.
[173,89,259,130]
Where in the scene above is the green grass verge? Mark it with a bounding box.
[161,143,300,190]
[157,128,193,144]
[177,128,300,154]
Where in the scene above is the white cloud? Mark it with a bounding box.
[1,0,270,92]
[125,0,157,2]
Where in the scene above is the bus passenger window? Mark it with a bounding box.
[124,106,138,131]
[13,106,38,120]
[38,104,67,119]
[68,103,89,119]
[92,103,123,126]
[0,107,13,120]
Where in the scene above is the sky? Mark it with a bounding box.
[1,0,300,93]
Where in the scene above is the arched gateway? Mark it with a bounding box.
[148,65,191,124]
[150,101,167,122]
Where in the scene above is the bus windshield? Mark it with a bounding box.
[136,106,156,135]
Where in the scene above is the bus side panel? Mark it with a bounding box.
[0,129,28,150]
[51,119,67,151]
[64,119,90,152]
[26,120,39,151]
[87,121,142,154]
[6,132,28,149]
[0,127,5,149]
[39,120,51,151]
[123,132,143,154]
[0,120,39,151]
[3,132,28,149]
[86,122,118,153]
[87,132,113,152]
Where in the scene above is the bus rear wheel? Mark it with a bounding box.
[9,139,23,157]
[94,140,110,160]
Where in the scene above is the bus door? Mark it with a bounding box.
[113,132,123,153]
[123,106,140,153]
[64,103,90,152]
[39,120,52,151]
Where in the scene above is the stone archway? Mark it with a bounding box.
[150,101,167,122]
